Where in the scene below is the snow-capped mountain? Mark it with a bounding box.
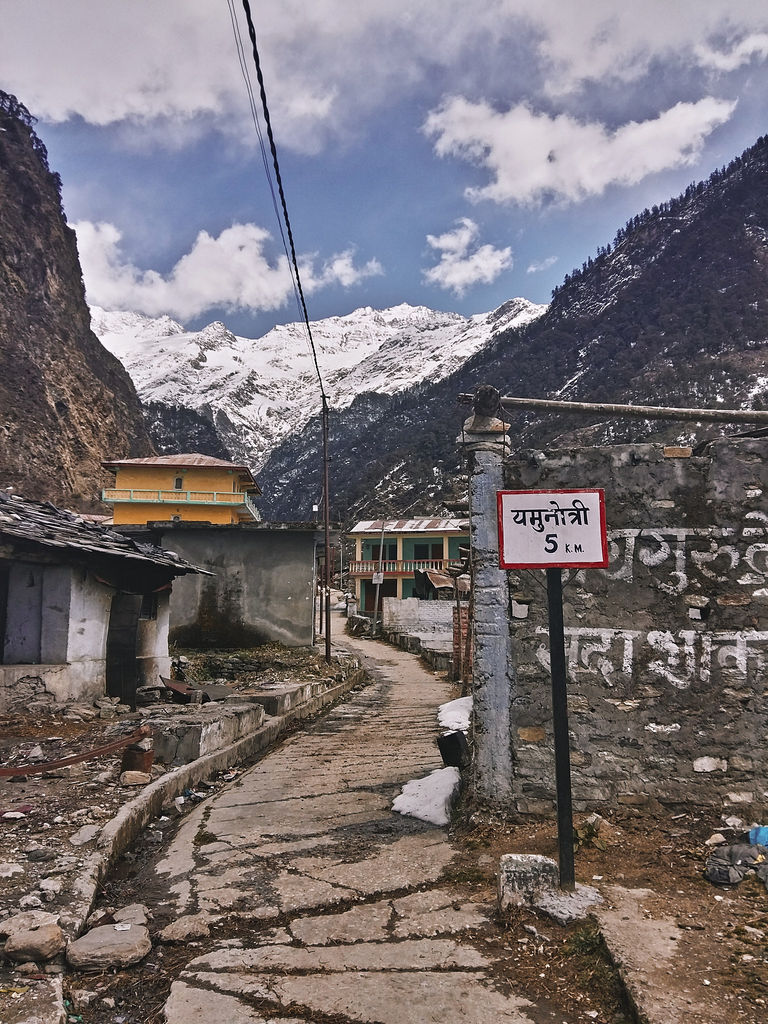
[90,298,546,471]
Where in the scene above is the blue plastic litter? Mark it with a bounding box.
[748,826,768,846]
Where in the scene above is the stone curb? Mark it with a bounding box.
[4,663,368,1023]
[594,937,651,1024]
[65,664,367,942]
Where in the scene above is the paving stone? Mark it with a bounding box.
[271,871,357,914]
[290,834,455,896]
[194,969,535,1024]
[290,902,392,945]
[66,922,151,969]
[191,937,486,973]
[391,888,490,937]
[164,982,268,1024]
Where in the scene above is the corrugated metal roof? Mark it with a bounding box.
[350,518,469,534]
[423,569,471,592]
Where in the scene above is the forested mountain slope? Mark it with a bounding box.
[259,135,768,522]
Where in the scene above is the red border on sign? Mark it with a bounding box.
[497,488,609,569]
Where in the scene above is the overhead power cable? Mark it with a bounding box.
[226,4,292,279]
[237,0,327,403]
[234,0,333,662]
[225,0,315,364]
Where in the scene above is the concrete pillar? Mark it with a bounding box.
[460,390,514,805]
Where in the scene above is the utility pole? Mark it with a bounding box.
[322,398,332,663]
[372,519,386,635]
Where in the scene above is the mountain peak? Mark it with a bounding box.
[91,297,545,473]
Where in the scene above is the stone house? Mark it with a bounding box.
[0,491,202,711]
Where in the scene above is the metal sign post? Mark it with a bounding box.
[498,488,609,890]
[545,565,575,889]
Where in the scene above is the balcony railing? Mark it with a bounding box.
[348,559,462,575]
[102,488,260,520]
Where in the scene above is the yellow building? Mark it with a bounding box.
[102,454,261,526]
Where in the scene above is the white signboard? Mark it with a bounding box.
[371,572,385,585]
[497,488,608,569]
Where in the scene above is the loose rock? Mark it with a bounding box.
[69,823,101,847]
[2,910,65,962]
[158,914,210,942]
[66,923,152,969]
[119,770,152,786]
[114,904,150,926]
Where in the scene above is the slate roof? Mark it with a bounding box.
[0,491,202,576]
[350,518,469,534]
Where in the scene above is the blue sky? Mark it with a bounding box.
[2,1,767,337]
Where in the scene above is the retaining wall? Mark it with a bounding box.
[381,597,454,632]
[497,437,768,815]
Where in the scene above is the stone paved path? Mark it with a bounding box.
[147,625,540,1023]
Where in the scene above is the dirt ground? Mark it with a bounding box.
[449,804,768,1022]
[2,645,768,1023]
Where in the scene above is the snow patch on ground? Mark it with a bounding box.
[391,767,460,826]
[438,696,472,733]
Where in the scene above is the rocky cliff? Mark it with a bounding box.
[0,91,154,511]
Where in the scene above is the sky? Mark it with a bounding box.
[1,1,767,338]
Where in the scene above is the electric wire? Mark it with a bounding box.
[237,0,328,403]
[234,0,333,663]
[225,0,313,364]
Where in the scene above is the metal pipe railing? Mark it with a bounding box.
[458,393,768,425]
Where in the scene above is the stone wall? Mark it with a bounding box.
[498,437,768,816]
[381,597,454,632]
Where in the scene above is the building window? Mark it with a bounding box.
[371,542,397,561]
[139,592,158,620]
[413,542,443,560]
[174,477,183,489]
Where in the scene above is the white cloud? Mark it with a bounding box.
[423,218,512,296]
[0,2,765,151]
[695,33,768,72]
[527,256,558,274]
[521,2,768,94]
[425,97,737,207]
[73,221,382,320]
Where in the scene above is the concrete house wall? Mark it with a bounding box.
[144,523,320,648]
